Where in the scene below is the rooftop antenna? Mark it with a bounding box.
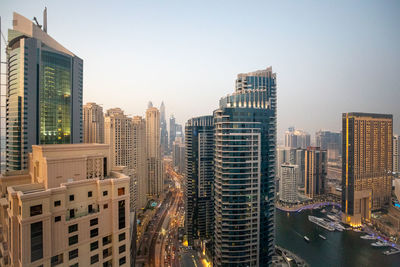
[43,7,47,33]
[33,17,42,29]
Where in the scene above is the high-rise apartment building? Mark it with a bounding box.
[169,115,176,152]
[342,112,393,226]
[276,147,305,188]
[104,108,136,211]
[304,147,327,198]
[279,164,299,203]
[214,67,276,266]
[83,102,104,143]
[284,128,310,149]
[315,130,342,161]
[0,144,131,267]
[146,107,163,197]
[5,12,83,172]
[160,102,169,155]
[394,135,399,174]
[132,116,147,209]
[172,137,185,174]
[185,116,214,249]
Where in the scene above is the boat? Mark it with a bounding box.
[360,235,376,240]
[327,214,338,221]
[313,206,320,210]
[321,209,327,213]
[371,241,390,247]
[304,236,310,242]
[308,216,335,231]
[332,207,339,213]
[319,234,326,240]
[334,223,346,231]
[383,249,400,255]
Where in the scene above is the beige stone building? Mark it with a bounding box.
[145,107,163,197]
[132,116,147,210]
[83,102,105,144]
[0,144,131,267]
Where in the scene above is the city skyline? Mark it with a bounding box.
[1,1,399,138]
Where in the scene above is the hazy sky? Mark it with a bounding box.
[1,0,400,141]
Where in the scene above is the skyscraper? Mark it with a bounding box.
[185,116,214,249]
[279,164,299,203]
[5,12,83,172]
[132,116,148,209]
[160,102,169,155]
[146,107,163,197]
[284,128,310,149]
[342,112,393,226]
[394,135,399,174]
[169,115,176,152]
[172,137,185,174]
[214,67,276,266]
[304,147,327,198]
[104,108,133,169]
[315,130,342,161]
[83,102,104,143]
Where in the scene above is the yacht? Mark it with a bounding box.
[308,216,335,231]
[371,241,390,247]
[334,223,346,232]
[319,234,326,240]
[360,235,376,240]
[304,236,310,242]
[327,214,338,221]
[321,209,327,213]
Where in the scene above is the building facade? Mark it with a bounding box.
[5,12,83,172]
[132,116,147,210]
[213,67,276,267]
[342,113,393,226]
[279,164,299,203]
[394,135,399,174]
[146,107,163,197]
[169,115,176,153]
[185,116,214,249]
[172,137,185,174]
[0,144,131,267]
[315,130,341,161]
[160,102,169,156]
[83,102,104,144]
[284,128,310,149]
[304,147,327,198]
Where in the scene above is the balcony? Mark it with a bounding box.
[66,207,99,221]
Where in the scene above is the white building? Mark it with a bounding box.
[279,164,299,203]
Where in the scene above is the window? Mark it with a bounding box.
[69,209,75,219]
[54,200,61,207]
[90,241,98,251]
[103,191,108,196]
[118,187,125,196]
[68,224,78,233]
[119,244,126,253]
[70,263,79,267]
[55,216,61,222]
[51,254,63,266]
[90,254,99,264]
[90,218,98,226]
[103,235,112,246]
[69,195,74,201]
[103,204,108,209]
[90,228,98,238]
[69,235,78,246]
[69,249,78,260]
[103,260,112,267]
[118,200,125,229]
[119,256,126,266]
[30,205,42,217]
[119,232,126,241]
[31,221,43,262]
[88,204,93,213]
[88,191,92,197]
[103,247,112,258]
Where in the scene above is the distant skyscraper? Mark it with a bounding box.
[146,107,163,196]
[132,116,147,209]
[83,102,104,143]
[169,115,176,152]
[147,101,153,109]
[394,135,399,174]
[172,137,185,174]
[284,128,310,149]
[279,164,299,203]
[214,67,276,266]
[160,102,169,155]
[315,130,342,161]
[185,116,214,249]
[304,147,327,198]
[342,112,393,226]
[276,147,305,188]
[5,12,83,172]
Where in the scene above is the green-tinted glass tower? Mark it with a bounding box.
[6,12,83,172]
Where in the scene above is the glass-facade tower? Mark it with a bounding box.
[213,67,276,266]
[5,13,83,171]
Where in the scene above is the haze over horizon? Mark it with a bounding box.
[1,0,399,140]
